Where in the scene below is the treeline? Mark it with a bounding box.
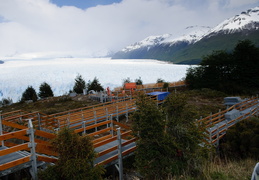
[186,40,259,94]
[19,75,104,103]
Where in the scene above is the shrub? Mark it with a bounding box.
[73,74,86,94]
[220,117,259,159]
[38,82,54,99]
[157,78,165,83]
[135,77,143,85]
[21,86,38,102]
[87,77,104,92]
[39,128,105,180]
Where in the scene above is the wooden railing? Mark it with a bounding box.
[114,80,185,91]
[198,96,259,145]
[0,115,135,174]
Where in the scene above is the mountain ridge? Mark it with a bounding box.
[112,6,259,64]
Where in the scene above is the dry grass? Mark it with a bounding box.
[201,157,257,180]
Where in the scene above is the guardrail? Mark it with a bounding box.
[198,96,259,146]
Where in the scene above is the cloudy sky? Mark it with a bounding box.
[0,0,259,59]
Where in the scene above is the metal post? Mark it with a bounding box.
[94,111,97,132]
[116,105,119,122]
[126,103,129,123]
[27,119,38,180]
[0,111,4,147]
[83,121,86,134]
[37,113,41,130]
[110,115,113,137]
[117,128,123,180]
[216,124,219,147]
[209,128,212,144]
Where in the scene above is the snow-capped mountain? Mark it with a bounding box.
[122,26,211,53]
[112,6,259,64]
[203,6,259,38]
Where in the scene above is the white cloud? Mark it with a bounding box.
[0,0,258,58]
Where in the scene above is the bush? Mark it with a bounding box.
[220,117,259,159]
[87,77,104,92]
[39,128,105,180]
[157,78,164,83]
[21,86,38,102]
[38,82,54,99]
[135,77,143,85]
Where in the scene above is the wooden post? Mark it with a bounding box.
[27,119,38,180]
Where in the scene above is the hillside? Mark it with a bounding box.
[112,7,259,64]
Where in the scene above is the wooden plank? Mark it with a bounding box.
[36,144,58,156]
[0,156,30,171]
[35,129,56,139]
[0,143,29,156]
[0,129,28,141]
[37,155,58,163]
[1,120,27,130]
[92,134,113,143]
[88,127,112,137]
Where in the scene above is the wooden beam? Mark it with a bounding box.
[0,143,29,156]
[0,156,30,171]
[37,155,58,163]
[0,129,28,141]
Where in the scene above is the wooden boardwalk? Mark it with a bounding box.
[1,80,258,178]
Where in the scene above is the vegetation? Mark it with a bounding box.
[21,86,38,102]
[135,77,143,85]
[131,92,209,179]
[220,117,259,159]
[0,97,13,106]
[122,77,131,85]
[73,74,86,94]
[156,78,164,83]
[87,77,104,92]
[39,128,105,180]
[38,82,54,99]
[186,40,259,94]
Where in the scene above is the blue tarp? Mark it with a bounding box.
[147,92,170,101]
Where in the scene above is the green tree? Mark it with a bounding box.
[131,92,175,179]
[21,86,38,102]
[73,74,86,94]
[87,77,104,92]
[135,77,143,85]
[185,40,259,93]
[131,92,209,178]
[163,93,209,175]
[156,78,165,83]
[39,128,105,180]
[122,77,131,86]
[38,82,54,99]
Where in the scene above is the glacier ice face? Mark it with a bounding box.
[0,58,189,102]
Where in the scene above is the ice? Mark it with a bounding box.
[0,58,189,102]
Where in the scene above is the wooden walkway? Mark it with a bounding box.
[198,96,259,146]
[1,80,258,178]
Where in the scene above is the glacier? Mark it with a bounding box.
[0,58,189,102]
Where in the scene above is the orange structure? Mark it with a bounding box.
[124,83,136,90]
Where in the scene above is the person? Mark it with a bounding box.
[251,163,259,180]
